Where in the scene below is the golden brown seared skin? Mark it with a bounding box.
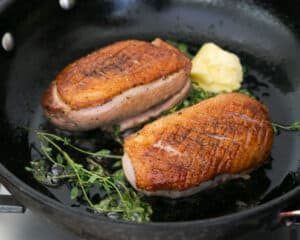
[42,39,191,131]
[43,38,190,111]
[124,93,273,194]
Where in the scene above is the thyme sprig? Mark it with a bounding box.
[27,131,152,222]
[272,122,300,135]
[38,132,122,159]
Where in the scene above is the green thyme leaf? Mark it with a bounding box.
[88,175,98,184]
[70,186,79,200]
[27,130,152,222]
[94,149,111,157]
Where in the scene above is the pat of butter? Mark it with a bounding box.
[191,43,243,93]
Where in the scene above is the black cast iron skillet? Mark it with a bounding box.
[1,0,300,239]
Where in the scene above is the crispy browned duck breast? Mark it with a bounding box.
[123,93,273,198]
[42,39,191,131]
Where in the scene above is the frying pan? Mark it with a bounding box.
[1,0,300,239]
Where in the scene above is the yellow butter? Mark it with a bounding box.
[191,43,243,93]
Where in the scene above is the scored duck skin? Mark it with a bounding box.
[123,93,273,198]
[42,39,191,131]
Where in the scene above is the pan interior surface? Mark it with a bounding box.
[1,0,300,222]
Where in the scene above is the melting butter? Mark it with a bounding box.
[191,43,243,93]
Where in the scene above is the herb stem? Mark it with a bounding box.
[51,174,76,179]
[38,135,65,168]
[29,130,153,221]
[41,133,95,209]
[272,121,300,134]
[69,144,122,159]
[63,152,95,209]
[37,131,122,159]
[272,122,300,131]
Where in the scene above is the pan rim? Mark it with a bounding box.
[1,163,299,228]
